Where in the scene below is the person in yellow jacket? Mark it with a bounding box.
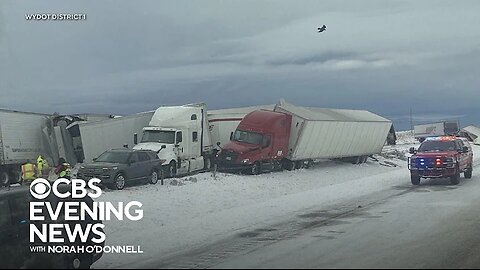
[21,160,37,183]
[36,155,50,178]
[55,158,71,179]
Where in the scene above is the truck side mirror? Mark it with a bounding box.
[157,145,167,154]
[93,157,98,162]
[230,132,233,141]
[134,133,138,145]
[409,147,416,154]
[217,142,221,146]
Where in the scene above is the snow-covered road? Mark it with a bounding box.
[213,155,480,268]
[94,140,480,268]
[208,179,480,268]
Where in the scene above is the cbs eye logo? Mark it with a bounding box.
[30,178,52,200]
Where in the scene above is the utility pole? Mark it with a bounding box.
[410,106,413,134]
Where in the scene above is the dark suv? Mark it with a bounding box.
[408,136,473,185]
[0,186,103,269]
[77,149,164,190]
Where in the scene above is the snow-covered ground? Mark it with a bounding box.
[396,130,417,145]
[93,133,479,268]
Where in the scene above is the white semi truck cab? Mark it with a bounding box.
[133,103,214,177]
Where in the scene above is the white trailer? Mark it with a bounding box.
[460,125,480,145]
[208,105,274,150]
[274,101,392,165]
[67,111,154,163]
[133,103,215,177]
[0,109,58,185]
[414,121,459,141]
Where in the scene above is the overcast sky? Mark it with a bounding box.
[1,0,479,130]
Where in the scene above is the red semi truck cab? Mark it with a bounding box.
[216,110,291,174]
[408,136,473,185]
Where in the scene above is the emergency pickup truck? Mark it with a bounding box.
[408,136,473,185]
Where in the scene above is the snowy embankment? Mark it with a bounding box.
[94,134,480,268]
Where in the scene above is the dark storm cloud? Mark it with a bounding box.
[0,0,480,130]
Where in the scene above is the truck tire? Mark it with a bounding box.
[168,161,177,178]
[450,170,460,185]
[411,175,420,185]
[250,162,261,175]
[283,160,295,171]
[295,161,303,170]
[465,165,473,179]
[304,160,313,169]
[0,171,10,186]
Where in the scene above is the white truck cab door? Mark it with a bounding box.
[175,131,184,158]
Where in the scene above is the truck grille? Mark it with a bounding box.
[409,157,455,170]
[219,150,239,165]
[414,158,436,169]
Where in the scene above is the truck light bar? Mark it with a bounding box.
[425,136,457,141]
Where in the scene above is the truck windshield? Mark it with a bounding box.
[141,130,175,144]
[233,130,263,145]
[95,151,130,163]
[418,141,456,152]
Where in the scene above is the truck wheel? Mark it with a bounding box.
[465,166,473,179]
[283,160,295,171]
[295,161,303,170]
[168,161,177,178]
[113,174,126,190]
[304,160,313,169]
[0,171,10,186]
[411,175,420,185]
[450,171,460,185]
[250,162,261,175]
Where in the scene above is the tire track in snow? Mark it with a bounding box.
[148,187,417,269]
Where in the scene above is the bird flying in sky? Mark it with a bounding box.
[318,25,327,33]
